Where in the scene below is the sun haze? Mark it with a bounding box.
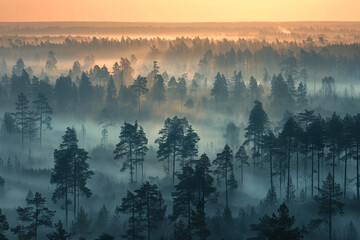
[0,0,359,22]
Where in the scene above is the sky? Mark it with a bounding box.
[0,0,359,22]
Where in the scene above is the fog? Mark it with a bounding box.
[1,22,360,240]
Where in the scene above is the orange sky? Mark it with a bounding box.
[0,0,359,22]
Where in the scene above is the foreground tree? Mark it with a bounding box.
[245,101,269,168]
[156,116,189,185]
[250,203,306,240]
[213,144,237,209]
[46,221,72,240]
[310,173,343,240]
[114,121,138,183]
[135,182,167,240]
[51,127,93,226]
[0,209,9,240]
[11,192,55,240]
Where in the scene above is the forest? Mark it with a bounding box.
[1,22,360,240]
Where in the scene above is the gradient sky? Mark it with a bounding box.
[0,0,359,22]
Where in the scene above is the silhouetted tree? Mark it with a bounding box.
[310,173,343,240]
[11,192,55,240]
[250,203,305,240]
[33,93,53,148]
[0,209,9,240]
[245,101,269,168]
[13,93,29,150]
[213,144,237,209]
[130,75,148,114]
[114,121,138,183]
[47,221,72,240]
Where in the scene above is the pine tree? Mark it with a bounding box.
[51,127,93,226]
[250,203,305,240]
[150,74,165,107]
[296,82,308,110]
[245,101,269,169]
[172,220,191,240]
[155,116,189,185]
[33,93,53,148]
[325,112,343,191]
[46,221,72,240]
[182,125,200,165]
[234,145,249,186]
[135,182,167,240]
[114,121,138,183]
[11,192,55,240]
[71,207,92,238]
[1,112,17,143]
[105,76,117,110]
[116,191,141,240]
[211,72,228,102]
[171,165,196,233]
[0,209,9,240]
[130,75,148,114]
[310,173,343,240]
[135,126,148,183]
[213,144,237,209]
[13,93,29,150]
[191,200,211,240]
[193,154,216,202]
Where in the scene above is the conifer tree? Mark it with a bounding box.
[71,207,92,238]
[46,221,72,240]
[235,145,249,186]
[13,93,29,150]
[245,101,269,169]
[172,165,196,233]
[310,173,343,240]
[33,93,53,148]
[213,144,237,209]
[11,192,55,240]
[114,121,138,183]
[0,209,9,240]
[130,75,148,114]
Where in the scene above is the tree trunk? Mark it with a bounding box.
[311,149,314,198]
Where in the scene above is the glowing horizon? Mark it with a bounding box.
[0,0,359,22]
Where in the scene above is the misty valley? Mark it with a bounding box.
[1,22,360,240]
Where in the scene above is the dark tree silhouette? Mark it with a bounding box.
[213,144,237,209]
[0,209,9,240]
[33,93,53,148]
[46,221,72,240]
[11,192,55,240]
[310,173,343,240]
[13,93,29,150]
[250,203,306,240]
[245,101,269,169]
